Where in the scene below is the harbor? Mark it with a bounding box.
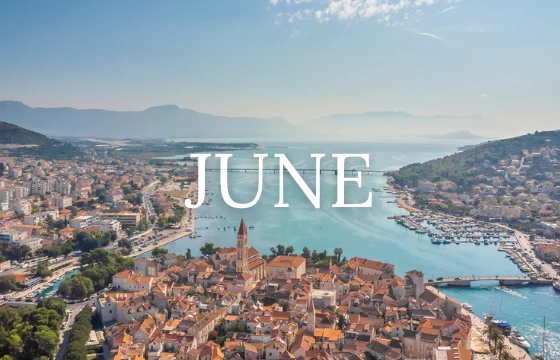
[390,211,516,245]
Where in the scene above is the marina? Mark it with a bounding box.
[390,211,516,245]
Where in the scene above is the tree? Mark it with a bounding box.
[152,247,168,267]
[35,261,53,278]
[58,276,94,299]
[337,312,347,330]
[269,247,277,257]
[285,246,294,255]
[301,247,311,259]
[152,247,168,258]
[483,321,503,354]
[0,162,5,174]
[118,239,132,251]
[4,244,31,261]
[185,248,192,260]
[0,275,17,293]
[37,298,66,317]
[334,248,343,264]
[276,244,286,256]
[7,333,23,357]
[34,326,58,355]
[200,242,217,257]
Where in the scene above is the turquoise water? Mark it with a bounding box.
[36,269,80,298]
[156,140,559,358]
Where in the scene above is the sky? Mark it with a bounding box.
[0,0,559,130]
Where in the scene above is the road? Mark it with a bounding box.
[55,298,96,360]
[141,181,159,220]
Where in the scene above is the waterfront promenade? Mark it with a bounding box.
[427,286,531,359]
[427,275,553,286]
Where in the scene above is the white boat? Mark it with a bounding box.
[461,303,474,313]
[553,281,560,293]
[510,332,530,350]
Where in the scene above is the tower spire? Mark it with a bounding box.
[236,218,249,273]
[308,298,315,333]
[238,217,247,237]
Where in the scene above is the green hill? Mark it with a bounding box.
[0,121,58,145]
[0,121,81,159]
[389,130,560,190]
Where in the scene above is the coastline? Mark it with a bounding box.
[391,179,532,357]
[130,178,197,258]
[387,183,421,212]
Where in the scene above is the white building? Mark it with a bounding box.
[89,219,122,233]
[69,215,96,230]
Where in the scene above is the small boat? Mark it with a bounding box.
[553,281,560,292]
[431,239,442,245]
[462,303,474,313]
[510,333,530,350]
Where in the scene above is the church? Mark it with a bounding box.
[211,218,266,283]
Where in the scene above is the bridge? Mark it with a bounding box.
[426,275,554,287]
[206,168,385,174]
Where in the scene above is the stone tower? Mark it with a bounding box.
[307,297,315,333]
[236,218,248,273]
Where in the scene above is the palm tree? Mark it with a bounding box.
[483,321,503,354]
[334,248,343,264]
[495,338,505,359]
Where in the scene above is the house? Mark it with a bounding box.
[266,255,306,280]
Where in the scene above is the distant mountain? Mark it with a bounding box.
[0,120,81,159]
[428,131,486,140]
[0,101,294,139]
[300,111,503,139]
[0,121,58,145]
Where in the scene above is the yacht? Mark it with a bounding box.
[510,331,530,350]
[461,303,474,313]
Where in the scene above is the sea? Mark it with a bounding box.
[153,139,560,358]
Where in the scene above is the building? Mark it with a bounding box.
[99,212,140,228]
[404,270,424,298]
[266,255,306,280]
[69,215,96,230]
[112,270,154,292]
[53,196,73,209]
[53,179,72,195]
[0,230,28,245]
[418,180,434,193]
[236,218,249,273]
[89,219,122,233]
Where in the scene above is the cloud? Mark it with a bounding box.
[466,23,484,33]
[272,0,465,28]
[481,93,488,97]
[414,30,445,41]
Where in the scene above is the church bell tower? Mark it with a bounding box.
[236,218,249,273]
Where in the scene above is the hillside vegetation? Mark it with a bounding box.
[0,121,82,159]
[0,121,57,145]
[390,130,560,189]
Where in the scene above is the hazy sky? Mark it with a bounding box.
[1,0,559,129]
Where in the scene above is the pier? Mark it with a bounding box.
[427,275,554,287]
[205,168,385,174]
